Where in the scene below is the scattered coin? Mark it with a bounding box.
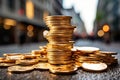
[81,61,107,72]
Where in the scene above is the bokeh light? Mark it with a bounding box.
[102,24,110,32]
[97,30,104,37]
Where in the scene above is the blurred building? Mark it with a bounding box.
[0,0,63,45]
[94,0,120,42]
[62,7,86,40]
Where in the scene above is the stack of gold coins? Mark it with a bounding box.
[72,47,118,68]
[44,16,77,73]
[72,47,100,68]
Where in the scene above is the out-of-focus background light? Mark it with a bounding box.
[97,30,104,37]
[102,24,110,32]
[27,25,34,31]
[26,0,34,19]
[4,19,16,26]
[0,0,120,45]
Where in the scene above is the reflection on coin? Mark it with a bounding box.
[82,61,107,71]
[72,46,99,53]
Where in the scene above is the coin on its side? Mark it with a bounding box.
[8,65,34,72]
[16,59,39,66]
[0,63,15,67]
[34,62,49,70]
[49,63,77,74]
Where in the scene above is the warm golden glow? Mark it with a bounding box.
[3,25,11,30]
[26,0,34,19]
[4,19,16,26]
[102,25,110,32]
[27,25,34,31]
[97,30,104,37]
[27,31,34,37]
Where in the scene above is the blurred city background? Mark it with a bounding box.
[0,0,120,55]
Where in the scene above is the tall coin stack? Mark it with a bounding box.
[44,16,77,73]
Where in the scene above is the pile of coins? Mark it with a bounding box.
[0,47,49,72]
[44,16,77,73]
[0,16,118,73]
[72,47,118,70]
[0,46,118,73]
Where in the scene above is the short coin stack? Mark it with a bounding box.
[72,47,118,69]
[44,16,77,73]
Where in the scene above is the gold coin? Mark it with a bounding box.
[49,63,77,74]
[4,53,23,60]
[47,54,71,57]
[47,47,72,52]
[44,15,72,19]
[8,65,34,72]
[72,46,100,53]
[75,62,82,68]
[0,57,15,63]
[95,52,109,57]
[47,56,71,61]
[100,51,117,55]
[49,63,75,70]
[3,53,22,57]
[48,60,73,65]
[0,63,15,67]
[47,43,73,49]
[37,57,48,62]
[16,59,39,66]
[81,61,107,72]
[46,33,73,38]
[47,51,72,56]
[48,40,74,44]
[45,21,71,24]
[33,62,49,70]
[49,30,74,34]
[49,26,75,29]
[45,18,70,20]
[21,54,37,59]
[31,50,47,56]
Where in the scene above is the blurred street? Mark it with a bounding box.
[0,39,120,57]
